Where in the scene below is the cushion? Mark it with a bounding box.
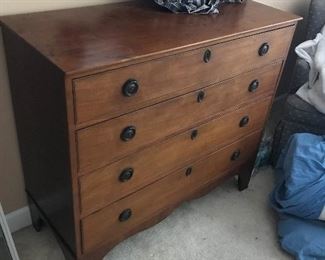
[283,94,325,130]
[290,59,310,94]
[305,0,325,40]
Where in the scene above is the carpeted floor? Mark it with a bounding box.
[12,167,292,260]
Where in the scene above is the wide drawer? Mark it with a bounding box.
[77,63,280,173]
[73,26,294,125]
[79,97,271,216]
[81,131,262,252]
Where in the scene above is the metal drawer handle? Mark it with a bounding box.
[119,168,134,182]
[185,167,192,176]
[231,149,241,161]
[197,90,205,103]
[203,49,212,63]
[191,129,198,140]
[122,79,139,97]
[248,80,259,93]
[120,126,136,141]
[239,116,250,127]
[119,209,132,222]
[259,43,270,56]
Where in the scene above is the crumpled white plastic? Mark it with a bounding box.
[296,25,325,114]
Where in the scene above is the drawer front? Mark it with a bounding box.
[81,131,262,252]
[79,97,271,216]
[77,63,280,173]
[73,26,293,125]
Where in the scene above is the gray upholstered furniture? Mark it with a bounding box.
[271,0,325,165]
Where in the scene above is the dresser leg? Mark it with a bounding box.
[238,161,255,191]
[27,195,44,232]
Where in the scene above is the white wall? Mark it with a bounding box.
[255,0,309,15]
[0,0,126,15]
[0,0,310,214]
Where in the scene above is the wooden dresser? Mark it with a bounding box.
[1,1,300,259]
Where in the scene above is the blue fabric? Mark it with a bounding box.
[270,133,325,259]
[270,133,325,220]
[278,214,325,260]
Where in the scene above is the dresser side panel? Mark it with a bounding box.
[2,26,76,254]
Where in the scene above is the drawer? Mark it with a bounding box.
[77,63,280,173]
[81,131,262,252]
[79,97,271,217]
[73,26,293,125]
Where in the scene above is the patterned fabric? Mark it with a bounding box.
[271,95,325,165]
[154,0,245,14]
[283,95,325,129]
[255,133,272,168]
[290,58,310,94]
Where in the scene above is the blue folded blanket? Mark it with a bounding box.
[277,214,325,260]
[270,133,325,260]
[271,133,325,220]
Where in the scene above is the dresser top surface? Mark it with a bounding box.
[1,0,300,75]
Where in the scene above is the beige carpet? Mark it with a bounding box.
[13,167,292,260]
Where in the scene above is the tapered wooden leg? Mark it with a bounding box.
[27,195,44,232]
[238,160,255,191]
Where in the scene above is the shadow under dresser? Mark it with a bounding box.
[0,1,301,259]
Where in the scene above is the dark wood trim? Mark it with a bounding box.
[64,77,83,258]
[238,160,256,191]
[2,25,77,256]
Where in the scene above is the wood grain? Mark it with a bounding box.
[2,26,77,255]
[73,27,291,124]
[77,63,280,173]
[81,130,262,253]
[79,97,271,217]
[0,0,300,75]
[79,163,246,260]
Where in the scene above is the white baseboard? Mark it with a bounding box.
[5,206,32,233]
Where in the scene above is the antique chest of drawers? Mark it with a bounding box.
[1,1,300,259]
